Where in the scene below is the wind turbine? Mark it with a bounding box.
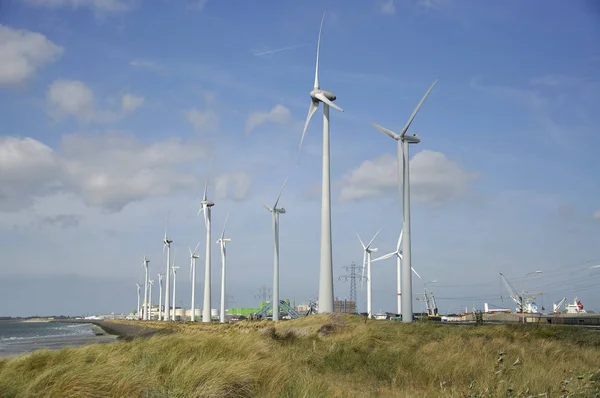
[136,283,141,320]
[357,230,381,319]
[216,213,231,324]
[372,80,437,323]
[189,241,201,322]
[372,229,422,315]
[148,280,154,319]
[198,162,215,323]
[263,177,287,321]
[157,273,164,321]
[142,255,150,321]
[297,11,343,314]
[162,220,173,322]
[172,263,180,321]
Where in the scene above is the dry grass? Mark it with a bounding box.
[1,315,599,397]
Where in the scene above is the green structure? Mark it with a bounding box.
[227,302,269,317]
[227,307,260,317]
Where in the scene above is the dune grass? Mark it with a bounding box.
[1,315,600,397]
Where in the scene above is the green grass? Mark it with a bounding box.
[1,315,599,397]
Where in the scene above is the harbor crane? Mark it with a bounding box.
[553,297,567,314]
[499,272,540,314]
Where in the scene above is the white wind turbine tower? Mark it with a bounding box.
[162,222,173,322]
[358,230,381,319]
[216,213,231,324]
[148,280,154,320]
[172,262,180,321]
[297,11,344,314]
[189,242,201,322]
[372,80,437,323]
[142,256,150,320]
[198,164,215,323]
[157,274,164,321]
[263,178,287,322]
[371,230,422,315]
[136,283,141,320]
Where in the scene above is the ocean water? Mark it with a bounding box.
[0,321,116,358]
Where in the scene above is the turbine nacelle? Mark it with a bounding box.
[217,238,232,243]
[310,89,337,103]
[404,133,421,144]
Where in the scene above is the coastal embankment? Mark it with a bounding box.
[86,320,171,341]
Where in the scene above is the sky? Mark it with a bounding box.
[1,0,600,317]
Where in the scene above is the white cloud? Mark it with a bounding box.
[187,108,219,133]
[0,25,63,86]
[214,170,252,201]
[22,0,131,13]
[47,79,97,121]
[245,104,293,133]
[129,59,162,70]
[121,93,144,112]
[338,150,480,205]
[46,79,143,123]
[0,137,63,210]
[416,0,445,9]
[593,210,600,220]
[0,133,212,212]
[380,0,396,14]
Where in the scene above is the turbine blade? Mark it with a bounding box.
[366,228,382,249]
[360,251,367,290]
[314,10,326,89]
[315,92,343,112]
[199,205,208,228]
[411,267,422,279]
[372,252,395,262]
[400,80,437,138]
[273,177,288,209]
[221,212,230,240]
[193,240,201,255]
[372,123,400,140]
[164,208,170,240]
[298,100,319,165]
[396,229,403,252]
[188,246,193,257]
[203,157,214,201]
[356,233,366,250]
[263,205,273,212]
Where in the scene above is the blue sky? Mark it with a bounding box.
[1,0,599,317]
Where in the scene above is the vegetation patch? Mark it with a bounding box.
[1,315,600,397]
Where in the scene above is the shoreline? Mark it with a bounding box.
[0,320,169,359]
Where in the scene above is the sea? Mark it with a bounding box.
[0,321,117,358]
